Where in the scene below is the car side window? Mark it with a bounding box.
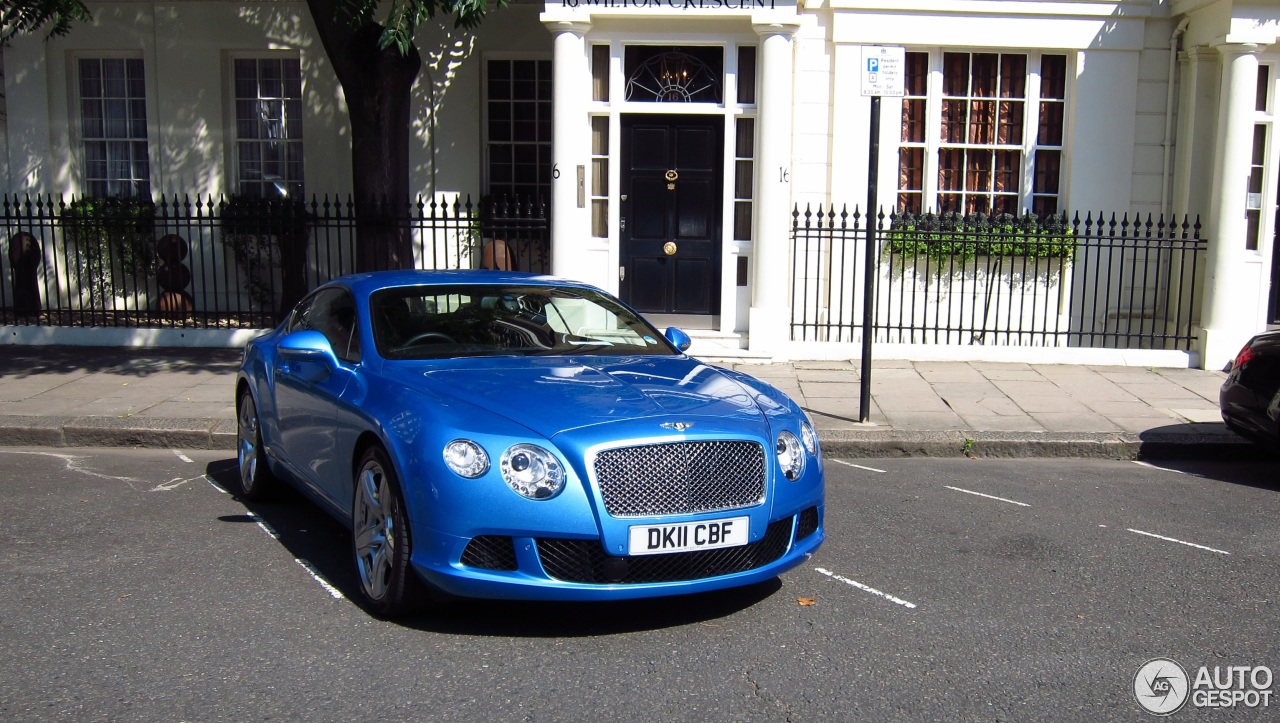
[291,288,361,364]
[286,295,316,334]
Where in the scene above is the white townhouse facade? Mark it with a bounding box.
[1,0,1278,368]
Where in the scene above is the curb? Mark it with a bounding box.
[0,418,1269,461]
[0,417,236,451]
[817,429,1269,460]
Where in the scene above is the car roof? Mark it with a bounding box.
[325,270,595,298]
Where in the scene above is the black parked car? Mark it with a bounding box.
[1220,329,1280,451]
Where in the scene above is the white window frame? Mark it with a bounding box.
[225,52,305,199]
[480,53,554,204]
[73,53,154,198]
[897,49,1070,217]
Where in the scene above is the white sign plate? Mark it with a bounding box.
[861,45,906,98]
[628,516,750,556]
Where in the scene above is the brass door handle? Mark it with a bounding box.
[663,242,677,256]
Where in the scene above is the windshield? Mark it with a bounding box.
[371,284,680,360]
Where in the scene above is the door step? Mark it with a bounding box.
[683,330,773,363]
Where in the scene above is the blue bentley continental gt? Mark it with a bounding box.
[236,270,824,616]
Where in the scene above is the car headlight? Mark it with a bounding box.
[801,420,820,458]
[444,439,489,478]
[777,430,805,481]
[500,444,565,499]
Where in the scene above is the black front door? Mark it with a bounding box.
[620,114,723,315]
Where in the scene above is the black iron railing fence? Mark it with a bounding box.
[4,194,1208,352]
[792,208,1206,350]
[1,193,548,329]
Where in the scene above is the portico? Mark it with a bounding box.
[540,2,802,350]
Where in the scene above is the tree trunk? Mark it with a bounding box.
[306,1,422,272]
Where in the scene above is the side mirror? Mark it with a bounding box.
[664,327,692,353]
[279,330,339,369]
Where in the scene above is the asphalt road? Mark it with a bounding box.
[1,448,1277,721]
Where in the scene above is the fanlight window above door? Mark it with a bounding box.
[624,47,722,103]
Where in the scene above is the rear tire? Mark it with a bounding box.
[352,446,424,617]
[236,389,276,500]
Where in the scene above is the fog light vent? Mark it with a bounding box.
[461,535,518,571]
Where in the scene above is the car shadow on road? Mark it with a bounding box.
[205,458,784,637]
[1132,426,1279,492]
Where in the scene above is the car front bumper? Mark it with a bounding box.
[409,505,824,601]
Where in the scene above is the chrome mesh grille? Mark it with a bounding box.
[593,441,766,517]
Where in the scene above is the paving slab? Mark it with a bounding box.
[881,410,967,429]
[1109,415,1185,434]
[799,382,866,399]
[951,413,1045,432]
[0,398,101,417]
[929,381,1007,400]
[944,397,1035,418]
[135,401,238,419]
[989,379,1065,397]
[792,361,859,370]
[1026,412,1121,432]
[795,368,859,383]
[1168,408,1223,424]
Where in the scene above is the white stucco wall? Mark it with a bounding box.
[1131,15,1179,220]
[416,5,552,199]
[789,12,833,207]
[1068,50,1142,212]
[4,1,352,198]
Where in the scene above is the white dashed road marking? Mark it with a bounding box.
[831,460,886,473]
[944,485,1030,507]
[295,558,346,600]
[248,514,347,599]
[815,567,917,609]
[1132,460,1205,478]
[1127,528,1230,555]
[172,450,194,464]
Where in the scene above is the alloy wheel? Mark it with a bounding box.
[354,460,396,601]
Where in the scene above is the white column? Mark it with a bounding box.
[547,21,593,282]
[748,22,798,355]
[1199,43,1260,370]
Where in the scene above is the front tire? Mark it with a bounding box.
[352,446,423,617]
[236,388,275,500]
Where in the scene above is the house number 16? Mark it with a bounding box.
[779,167,790,183]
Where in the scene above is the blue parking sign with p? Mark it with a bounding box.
[867,58,879,73]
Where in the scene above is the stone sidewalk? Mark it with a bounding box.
[0,345,1254,459]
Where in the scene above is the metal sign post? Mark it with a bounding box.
[859,46,905,423]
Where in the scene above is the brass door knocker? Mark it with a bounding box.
[665,169,678,190]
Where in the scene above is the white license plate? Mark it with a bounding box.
[627,516,750,556]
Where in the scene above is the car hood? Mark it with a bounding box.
[391,356,767,438]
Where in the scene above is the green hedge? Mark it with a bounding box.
[885,212,1074,266]
[60,197,157,306]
